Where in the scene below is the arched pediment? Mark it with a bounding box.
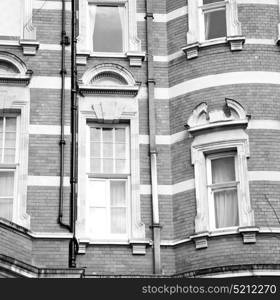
[79,64,140,96]
[187,98,249,134]
[0,52,32,85]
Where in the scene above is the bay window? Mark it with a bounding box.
[0,115,18,221]
[87,124,130,239]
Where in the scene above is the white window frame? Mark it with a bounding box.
[86,123,130,239]
[0,114,20,222]
[76,64,145,244]
[78,0,144,64]
[186,0,244,52]
[0,52,31,228]
[199,0,228,44]
[89,2,128,55]
[206,151,240,231]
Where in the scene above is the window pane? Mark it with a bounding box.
[89,207,107,236]
[203,0,224,4]
[103,128,113,142]
[115,128,126,143]
[5,132,16,148]
[90,127,101,142]
[90,142,101,158]
[0,118,3,131]
[211,156,235,184]
[0,172,14,197]
[111,208,126,234]
[214,189,239,228]
[0,198,13,220]
[88,180,106,207]
[5,117,17,132]
[116,159,126,173]
[103,142,113,158]
[103,158,114,173]
[110,181,126,206]
[93,6,123,53]
[90,158,101,173]
[4,149,16,163]
[204,9,226,40]
[115,143,126,159]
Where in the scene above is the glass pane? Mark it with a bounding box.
[115,128,126,143]
[116,159,126,173]
[111,208,126,234]
[90,158,101,173]
[89,207,107,236]
[110,181,126,206]
[0,118,3,131]
[115,143,125,159]
[102,128,113,142]
[204,9,226,40]
[103,143,113,158]
[3,149,16,163]
[203,0,224,4]
[211,156,235,184]
[214,189,239,228]
[0,198,13,220]
[5,117,17,132]
[90,127,101,142]
[5,132,16,148]
[103,158,114,173]
[90,142,100,158]
[88,180,106,207]
[0,172,14,197]
[93,6,123,53]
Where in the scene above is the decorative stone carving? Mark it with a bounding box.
[187,98,250,134]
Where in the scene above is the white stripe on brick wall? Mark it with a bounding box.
[30,76,71,90]
[155,72,280,100]
[249,171,280,182]
[40,44,71,51]
[28,172,280,191]
[28,176,70,187]
[139,120,280,146]
[246,39,275,45]
[29,125,71,135]
[153,39,276,63]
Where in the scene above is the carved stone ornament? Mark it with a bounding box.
[186,98,250,135]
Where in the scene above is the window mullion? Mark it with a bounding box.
[2,117,6,163]
[100,128,103,173]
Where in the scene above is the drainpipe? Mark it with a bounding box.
[69,0,79,268]
[58,0,71,232]
[146,0,162,274]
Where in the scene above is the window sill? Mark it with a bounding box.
[77,239,151,255]
[190,226,259,249]
[0,39,39,56]
[182,36,246,60]
[77,51,146,67]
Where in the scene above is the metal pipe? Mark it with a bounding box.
[69,0,79,268]
[58,0,71,232]
[146,0,162,274]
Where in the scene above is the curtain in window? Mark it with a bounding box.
[0,172,14,220]
[110,181,126,234]
[89,4,97,52]
[214,189,238,228]
[204,9,227,40]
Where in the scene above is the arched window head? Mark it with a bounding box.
[79,63,140,96]
[0,53,32,85]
